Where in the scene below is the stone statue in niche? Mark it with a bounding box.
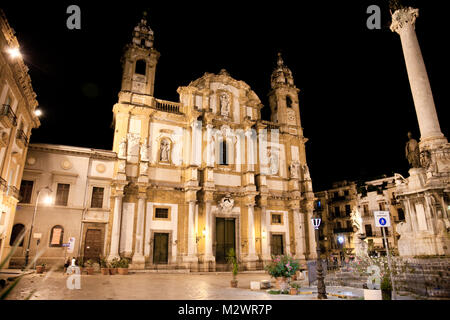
[160,139,170,162]
[118,137,127,159]
[405,132,421,168]
[127,133,140,156]
[219,92,230,117]
[140,138,150,161]
[267,149,279,175]
[302,164,311,181]
[289,161,300,179]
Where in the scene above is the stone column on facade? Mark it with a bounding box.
[206,124,214,167]
[184,200,198,262]
[293,208,307,261]
[260,206,271,261]
[204,200,214,259]
[108,189,124,261]
[131,192,146,268]
[306,206,317,259]
[391,7,447,149]
[247,204,257,258]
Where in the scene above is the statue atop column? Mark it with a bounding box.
[405,132,421,168]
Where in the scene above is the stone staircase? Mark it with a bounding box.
[323,271,368,288]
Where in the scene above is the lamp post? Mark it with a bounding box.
[24,186,52,268]
[312,204,327,299]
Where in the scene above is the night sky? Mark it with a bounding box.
[2,0,449,191]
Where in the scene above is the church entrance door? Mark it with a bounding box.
[153,233,169,264]
[84,229,103,261]
[215,218,236,264]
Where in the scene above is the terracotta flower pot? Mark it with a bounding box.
[101,268,109,275]
[289,288,297,295]
[109,268,117,275]
[117,267,128,275]
[36,266,45,274]
[275,277,289,291]
[86,267,95,275]
[230,279,238,288]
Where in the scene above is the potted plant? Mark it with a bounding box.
[264,255,299,292]
[117,258,129,275]
[226,248,239,288]
[289,283,300,295]
[109,258,119,275]
[85,259,95,275]
[36,263,46,274]
[99,256,109,275]
[381,275,392,300]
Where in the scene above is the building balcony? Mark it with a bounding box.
[0,104,18,128]
[333,227,353,234]
[7,185,20,200]
[15,129,29,148]
[152,99,182,114]
[0,177,7,192]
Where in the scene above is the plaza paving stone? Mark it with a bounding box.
[4,271,419,300]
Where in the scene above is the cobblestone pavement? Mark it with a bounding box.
[4,271,419,300]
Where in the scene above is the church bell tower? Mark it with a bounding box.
[268,53,302,129]
[120,12,160,96]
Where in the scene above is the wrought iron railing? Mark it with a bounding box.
[7,185,20,199]
[0,177,7,191]
[333,227,354,234]
[0,104,18,127]
[16,129,29,147]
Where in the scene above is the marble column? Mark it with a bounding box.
[246,204,257,260]
[187,201,197,257]
[204,201,213,258]
[307,209,317,259]
[131,194,146,268]
[293,208,306,261]
[260,207,270,261]
[391,7,447,148]
[108,191,123,261]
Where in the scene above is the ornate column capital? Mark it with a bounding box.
[390,7,419,34]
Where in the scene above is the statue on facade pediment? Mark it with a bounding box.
[219,194,234,213]
[405,132,421,168]
[219,92,230,117]
[118,137,127,159]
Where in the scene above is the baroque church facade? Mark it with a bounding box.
[108,15,316,270]
[10,15,317,271]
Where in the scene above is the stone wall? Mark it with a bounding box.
[323,257,450,299]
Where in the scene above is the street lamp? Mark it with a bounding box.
[311,207,327,299]
[7,46,21,59]
[24,186,52,268]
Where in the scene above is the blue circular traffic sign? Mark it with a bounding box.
[379,218,386,226]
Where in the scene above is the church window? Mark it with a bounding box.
[286,96,293,108]
[135,59,146,75]
[19,180,34,204]
[49,225,64,247]
[10,224,25,246]
[155,208,169,219]
[55,183,70,206]
[91,187,104,208]
[220,140,228,165]
[271,213,282,225]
